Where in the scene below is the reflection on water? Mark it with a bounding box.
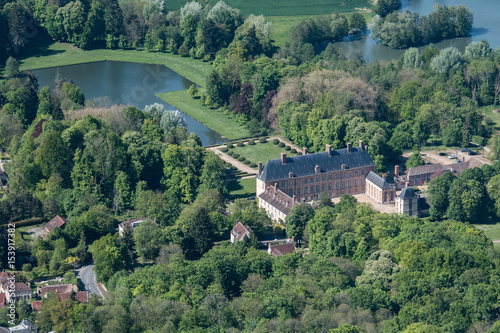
[33,61,227,146]
[336,0,499,62]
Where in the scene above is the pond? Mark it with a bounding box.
[336,0,500,62]
[32,61,226,146]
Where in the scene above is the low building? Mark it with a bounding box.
[365,171,396,204]
[37,284,77,297]
[33,284,88,311]
[444,157,486,175]
[3,318,37,333]
[118,218,156,236]
[268,241,296,257]
[0,273,32,303]
[258,184,298,222]
[395,187,419,216]
[230,221,252,243]
[44,215,70,234]
[405,164,444,187]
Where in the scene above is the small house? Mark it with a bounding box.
[44,215,69,234]
[230,221,252,243]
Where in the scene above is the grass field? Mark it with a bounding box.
[479,104,500,132]
[227,140,299,165]
[157,90,250,140]
[17,43,211,86]
[226,177,256,200]
[475,223,500,241]
[268,12,373,48]
[160,0,370,16]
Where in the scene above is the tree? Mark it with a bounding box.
[285,203,315,244]
[198,151,227,195]
[133,220,162,260]
[427,171,455,220]
[90,234,126,283]
[349,12,367,34]
[160,110,187,135]
[406,147,425,168]
[488,174,500,218]
[402,48,423,68]
[5,57,20,78]
[430,47,463,74]
[37,130,69,179]
[113,171,132,213]
[188,85,199,98]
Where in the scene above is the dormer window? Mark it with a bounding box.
[315,165,321,174]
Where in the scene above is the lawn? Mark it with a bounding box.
[226,140,300,165]
[480,104,500,132]
[17,43,211,86]
[159,0,371,16]
[475,223,500,241]
[157,90,250,140]
[268,12,373,48]
[226,177,256,200]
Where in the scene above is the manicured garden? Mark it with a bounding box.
[219,138,300,167]
[226,177,256,200]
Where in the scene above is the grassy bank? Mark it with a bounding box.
[226,177,256,200]
[157,90,250,140]
[226,140,300,165]
[19,43,211,86]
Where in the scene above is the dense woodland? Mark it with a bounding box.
[2,0,500,332]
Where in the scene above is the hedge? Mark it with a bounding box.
[278,142,285,148]
[296,152,302,155]
[291,148,297,153]
[259,138,267,144]
[243,160,251,165]
[237,156,245,162]
[219,147,229,152]
[226,143,234,149]
[249,162,257,168]
[248,140,256,145]
[232,153,240,159]
[227,151,234,156]
[285,146,291,151]
[237,141,245,147]
[273,139,279,145]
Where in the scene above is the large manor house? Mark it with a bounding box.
[256,140,479,222]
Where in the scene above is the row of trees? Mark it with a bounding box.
[371,5,473,49]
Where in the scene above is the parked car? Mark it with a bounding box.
[468,151,477,155]
[448,154,457,159]
[438,152,447,156]
[461,148,470,152]
[455,160,462,163]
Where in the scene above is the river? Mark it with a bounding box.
[337,0,500,62]
[32,61,226,146]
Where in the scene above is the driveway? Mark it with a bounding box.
[76,264,103,298]
[26,227,47,239]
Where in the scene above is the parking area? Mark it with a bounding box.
[403,149,491,166]
[27,226,47,239]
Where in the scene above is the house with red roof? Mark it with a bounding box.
[32,284,89,311]
[44,215,70,234]
[268,241,296,257]
[230,220,252,243]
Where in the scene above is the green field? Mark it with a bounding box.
[17,43,211,86]
[480,104,500,133]
[162,0,370,16]
[475,223,500,241]
[226,177,256,200]
[226,140,299,165]
[157,90,250,140]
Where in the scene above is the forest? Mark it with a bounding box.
[1,0,500,332]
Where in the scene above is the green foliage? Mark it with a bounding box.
[90,233,126,283]
[273,139,279,144]
[406,147,425,168]
[278,142,285,148]
[5,57,20,78]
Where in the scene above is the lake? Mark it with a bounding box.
[337,0,500,62]
[32,61,226,146]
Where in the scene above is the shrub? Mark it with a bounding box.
[259,138,267,144]
[243,160,251,165]
[296,152,302,155]
[237,156,245,162]
[226,143,234,148]
[230,166,237,171]
[248,140,256,145]
[273,139,279,145]
[219,147,228,152]
[232,153,240,159]
[237,141,245,147]
[227,151,234,156]
[472,135,485,146]
[278,142,285,148]
[249,162,257,168]
[285,146,291,151]
[291,148,297,153]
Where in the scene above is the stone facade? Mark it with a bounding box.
[395,187,419,216]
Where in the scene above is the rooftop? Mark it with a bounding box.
[258,186,297,215]
[38,284,75,296]
[259,146,375,183]
[398,187,417,199]
[269,242,296,257]
[45,215,69,233]
[406,164,443,177]
[230,221,252,241]
[366,171,393,190]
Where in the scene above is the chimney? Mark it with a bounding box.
[462,156,465,162]
[359,140,364,151]
[303,147,308,155]
[326,144,332,157]
[382,174,386,179]
[281,152,286,165]
[258,162,262,176]
[395,165,399,177]
[347,142,352,154]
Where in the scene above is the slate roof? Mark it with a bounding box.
[45,215,69,233]
[366,171,393,190]
[258,191,294,215]
[406,164,443,177]
[269,243,296,257]
[259,147,375,183]
[14,283,31,293]
[444,157,486,175]
[230,221,251,241]
[398,187,416,199]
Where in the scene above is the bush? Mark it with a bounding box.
[248,140,256,145]
[273,139,279,145]
[227,151,234,156]
[230,166,237,171]
[243,160,251,165]
[237,156,245,162]
[273,223,286,235]
[237,141,244,147]
[219,147,229,152]
[472,135,485,146]
[259,138,267,144]
[278,142,285,148]
[296,152,302,155]
[226,143,234,148]
[249,162,257,168]
[232,153,240,158]
[291,148,297,153]
[285,146,291,151]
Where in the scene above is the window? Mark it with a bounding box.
[355,188,358,193]
[316,185,320,193]
[336,182,340,190]
[322,184,326,192]
[322,175,326,181]
[361,169,365,175]
[348,180,352,188]
[342,181,346,189]
[281,181,286,188]
[297,188,301,196]
[336,173,339,179]
[348,171,351,177]
[355,170,358,176]
[348,189,351,194]
[354,179,358,187]
[328,183,333,190]
[328,174,333,180]
[361,178,365,186]
[316,176,320,183]
[289,189,293,197]
[304,187,309,194]
[304,178,308,185]
[310,186,314,193]
[310,177,314,184]
[343,172,346,178]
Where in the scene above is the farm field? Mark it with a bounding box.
[158,0,371,16]
[226,140,300,166]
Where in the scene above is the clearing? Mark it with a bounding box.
[226,177,256,200]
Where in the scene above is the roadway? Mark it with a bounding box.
[76,264,103,298]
